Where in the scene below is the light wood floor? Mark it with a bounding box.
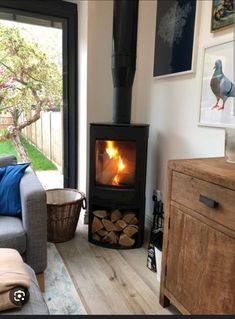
[56,217,177,315]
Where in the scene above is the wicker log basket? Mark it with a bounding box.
[46,188,87,243]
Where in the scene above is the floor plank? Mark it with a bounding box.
[56,218,177,315]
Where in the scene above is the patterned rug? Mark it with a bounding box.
[43,243,87,315]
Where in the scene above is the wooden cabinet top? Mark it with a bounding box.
[168,157,235,191]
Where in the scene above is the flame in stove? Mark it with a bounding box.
[105,140,125,185]
[106,141,118,158]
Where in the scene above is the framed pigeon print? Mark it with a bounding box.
[211,0,235,32]
[199,40,235,128]
[153,0,200,78]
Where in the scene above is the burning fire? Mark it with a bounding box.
[105,140,125,185]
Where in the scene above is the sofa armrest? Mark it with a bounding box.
[20,167,47,274]
[0,155,17,167]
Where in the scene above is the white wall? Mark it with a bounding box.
[87,1,113,124]
[132,0,234,222]
[77,0,234,225]
[86,1,113,202]
[76,0,113,195]
[77,0,88,193]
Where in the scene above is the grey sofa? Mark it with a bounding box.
[0,155,47,274]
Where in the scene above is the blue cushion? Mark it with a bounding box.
[0,168,5,182]
[0,163,30,216]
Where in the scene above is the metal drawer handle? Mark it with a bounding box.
[199,195,218,208]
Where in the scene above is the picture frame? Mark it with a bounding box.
[153,0,200,79]
[199,40,235,128]
[211,0,235,32]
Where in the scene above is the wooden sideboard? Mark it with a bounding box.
[160,157,235,314]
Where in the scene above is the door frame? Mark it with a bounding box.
[0,0,78,188]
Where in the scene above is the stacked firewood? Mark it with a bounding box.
[91,209,139,247]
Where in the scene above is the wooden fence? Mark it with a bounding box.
[0,115,13,128]
[21,111,63,168]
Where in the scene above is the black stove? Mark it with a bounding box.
[88,0,149,249]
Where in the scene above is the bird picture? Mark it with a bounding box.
[210,59,235,110]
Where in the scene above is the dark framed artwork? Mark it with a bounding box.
[211,0,235,32]
[153,0,199,78]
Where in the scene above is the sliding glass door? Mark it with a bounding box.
[0,0,77,188]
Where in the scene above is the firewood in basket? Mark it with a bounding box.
[92,233,101,241]
[110,209,122,222]
[103,231,118,244]
[115,219,127,229]
[123,213,136,224]
[119,234,135,247]
[93,210,107,218]
[102,219,118,232]
[97,229,108,237]
[92,216,104,233]
[129,216,138,225]
[123,225,139,237]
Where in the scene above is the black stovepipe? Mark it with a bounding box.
[112,0,139,124]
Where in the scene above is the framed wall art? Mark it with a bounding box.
[153,0,199,78]
[211,0,235,32]
[199,40,235,128]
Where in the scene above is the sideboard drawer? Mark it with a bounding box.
[171,171,235,232]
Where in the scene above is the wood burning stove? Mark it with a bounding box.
[88,0,149,248]
[88,123,148,248]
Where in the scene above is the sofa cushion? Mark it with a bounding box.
[0,216,26,254]
[0,163,30,216]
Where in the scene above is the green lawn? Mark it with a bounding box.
[0,136,57,171]
[0,140,18,158]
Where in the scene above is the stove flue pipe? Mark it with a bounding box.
[112,0,139,124]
